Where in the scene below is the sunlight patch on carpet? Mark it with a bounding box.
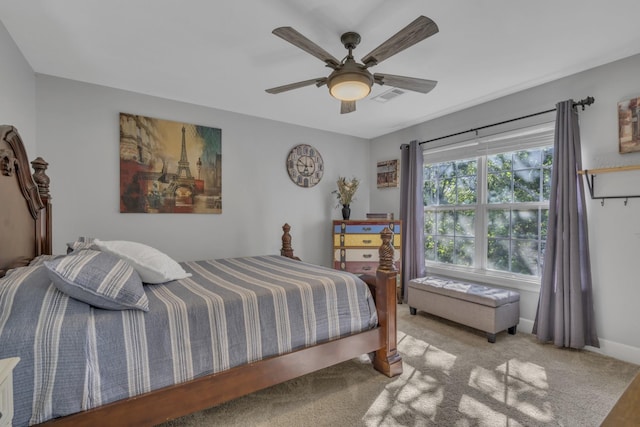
[362,362,444,426]
[469,360,554,422]
[458,394,526,427]
[398,330,457,375]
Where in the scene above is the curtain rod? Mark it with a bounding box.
[415,96,595,146]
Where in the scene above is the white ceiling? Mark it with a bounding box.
[2,1,640,139]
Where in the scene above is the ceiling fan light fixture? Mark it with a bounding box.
[328,72,372,101]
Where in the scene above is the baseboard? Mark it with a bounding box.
[518,318,534,334]
[517,317,640,365]
[586,339,640,366]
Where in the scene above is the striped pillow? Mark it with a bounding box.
[44,250,149,311]
[66,236,98,254]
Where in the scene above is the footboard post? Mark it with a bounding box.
[373,227,403,377]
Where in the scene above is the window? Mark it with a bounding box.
[422,123,554,288]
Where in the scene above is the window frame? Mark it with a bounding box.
[422,122,555,292]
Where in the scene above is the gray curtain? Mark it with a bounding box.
[533,100,599,349]
[400,140,425,302]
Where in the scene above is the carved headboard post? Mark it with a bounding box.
[31,157,52,255]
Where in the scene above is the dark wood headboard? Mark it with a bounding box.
[0,125,52,277]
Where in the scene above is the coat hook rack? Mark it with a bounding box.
[578,165,640,206]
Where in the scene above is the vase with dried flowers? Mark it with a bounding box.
[332,176,359,220]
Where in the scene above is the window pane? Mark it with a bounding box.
[543,147,554,166]
[454,237,474,266]
[488,209,510,238]
[512,209,539,239]
[540,209,549,238]
[488,153,512,172]
[457,176,477,204]
[423,167,437,206]
[456,159,477,175]
[439,177,457,205]
[424,210,435,234]
[456,210,476,237]
[514,149,542,169]
[425,235,436,261]
[487,238,510,272]
[511,239,540,275]
[488,172,512,203]
[543,169,552,201]
[424,181,436,206]
[436,236,454,263]
[437,162,455,179]
[514,169,541,202]
[437,210,455,235]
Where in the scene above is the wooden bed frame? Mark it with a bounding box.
[0,125,402,426]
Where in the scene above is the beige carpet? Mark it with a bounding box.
[162,308,639,427]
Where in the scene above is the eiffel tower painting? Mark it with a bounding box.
[119,113,222,214]
[176,126,193,179]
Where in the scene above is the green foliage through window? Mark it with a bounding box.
[424,146,552,277]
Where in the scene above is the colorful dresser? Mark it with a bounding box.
[332,219,402,279]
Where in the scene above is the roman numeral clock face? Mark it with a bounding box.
[286,144,324,188]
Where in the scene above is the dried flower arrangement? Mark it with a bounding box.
[332,176,360,207]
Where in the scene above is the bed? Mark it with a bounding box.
[0,125,402,426]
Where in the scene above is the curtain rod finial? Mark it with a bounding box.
[576,96,595,110]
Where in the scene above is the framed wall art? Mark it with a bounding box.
[618,97,640,154]
[119,113,222,213]
[377,159,399,188]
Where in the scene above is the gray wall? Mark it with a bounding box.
[0,19,36,152]
[370,54,640,364]
[34,75,370,267]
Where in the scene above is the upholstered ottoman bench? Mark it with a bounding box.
[408,276,520,343]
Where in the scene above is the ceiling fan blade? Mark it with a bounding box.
[341,100,356,114]
[266,78,327,94]
[362,16,438,67]
[273,27,341,69]
[374,73,437,94]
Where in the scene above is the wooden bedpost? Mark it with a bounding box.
[31,157,52,255]
[372,227,403,377]
[280,223,300,260]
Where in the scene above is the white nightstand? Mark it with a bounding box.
[0,358,19,427]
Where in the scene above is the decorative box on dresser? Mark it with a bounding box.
[332,220,402,298]
[0,358,19,427]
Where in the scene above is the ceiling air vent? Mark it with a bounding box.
[372,88,406,103]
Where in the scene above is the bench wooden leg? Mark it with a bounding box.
[508,325,517,335]
[409,307,417,315]
[487,333,496,343]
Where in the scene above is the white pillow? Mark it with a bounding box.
[93,239,191,284]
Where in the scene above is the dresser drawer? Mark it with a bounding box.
[333,222,401,235]
[333,260,401,274]
[334,234,401,248]
[334,249,401,263]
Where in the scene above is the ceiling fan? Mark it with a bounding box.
[266,15,439,114]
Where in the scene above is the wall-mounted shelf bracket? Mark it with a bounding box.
[578,165,640,206]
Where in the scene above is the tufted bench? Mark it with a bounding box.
[408,276,520,343]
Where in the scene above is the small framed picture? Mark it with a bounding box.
[618,97,640,154]
[377,159,399,188]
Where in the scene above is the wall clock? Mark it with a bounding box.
[286,144,324,187]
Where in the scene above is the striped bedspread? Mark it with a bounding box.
[0,255,377,426]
